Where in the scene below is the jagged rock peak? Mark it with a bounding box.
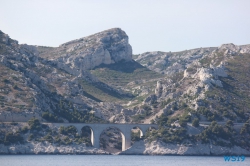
[59,27,132,62]
[60,28,128,47]
[218,43,250,54]
[50,28,133,71]
[218,43,239,52]
[0,30,18,45]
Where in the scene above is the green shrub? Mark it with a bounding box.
[21,126,29,133]
[59,126,77,136]
[42,112,60,122]
[3,79,10,84]
[28,118,41,131]
[10,122,18,125]
[197,121,233,143]
[132,108,152,123]
[240,122,250,135]
[160,99,171,108]
[114,141,122,150]
[54,136,61,144]
[192,118,199,127]
[150,119,155,124]
[13,85,18,90]
[62,136,72,145]
[179,119,187,127]
[140,104,152,111]
[132,114,146,123]
[4,132,23,145]
[131,131,141,142]
[55,101,106,123]
[100,138,106,148]
[28,134,34,141]
[42,133,53,143]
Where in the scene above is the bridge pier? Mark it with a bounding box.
[92,130,101,148]
[141,128,148,138]
[123,130,131,151]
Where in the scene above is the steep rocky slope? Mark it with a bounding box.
[1,28,250,154]
[1,28,250,125]
[0,28,167,124]
[0,28,147,123]
[134,43,250,124]
[38,28,133,71]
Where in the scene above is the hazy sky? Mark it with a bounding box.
[1,0,250,54]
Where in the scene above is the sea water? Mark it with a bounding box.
[0,155,248,166]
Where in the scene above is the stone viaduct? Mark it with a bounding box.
[52,123,158,151]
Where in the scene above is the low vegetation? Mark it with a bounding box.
[91,60,162,87]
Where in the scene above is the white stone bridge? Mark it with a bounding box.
[52,123,158,151]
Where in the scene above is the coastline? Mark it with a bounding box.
[1,140,249,156]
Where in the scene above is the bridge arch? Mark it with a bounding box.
[131,126,144,138]
[81,126,94,146]
[99,126,126,151]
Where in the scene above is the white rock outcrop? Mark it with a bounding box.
[46,28,133,75]
[0,142,109,154]
[194,63,227,88]
[120,140,250,155]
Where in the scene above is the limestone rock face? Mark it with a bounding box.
[134,44,250,75]
[0,142,109,154]
[195,63,227,88]
[1,34,9,44]
[154,79,173,98]
[120,140,250,155]
[155,81,163,97]
[40,28,132,74]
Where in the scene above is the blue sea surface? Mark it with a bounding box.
[0,155,248,166]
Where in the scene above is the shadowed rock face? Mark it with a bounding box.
[39,28,133,71]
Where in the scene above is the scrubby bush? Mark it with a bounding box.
[4,132,24,145]
[56,101,106,123]
[28,134,34,141]
[3,79,10,84]
[21,126,29,133]
[197,121,233,144]
[157,114,169,127]
[176,112,191,127]
[192,118,199,127]
[42,112,61,122]
[140,104,152,111]
[179,119,187,127]
[100,138,106,148]
[160,99,171,108]
[28,118,41,131]
[114,141,122,150]
[42,133,53,143]
[59,126,77,136]
[132,107,152,123]
[62,136,72,145]
[240,121,250,135]
[131,131,141,142]
[146,125,188,144]
[10,122,18,125]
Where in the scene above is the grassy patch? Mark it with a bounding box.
[90,60,163,87]
[79,79,133,102]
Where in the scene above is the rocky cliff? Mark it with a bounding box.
[1,28,250,155]
[0,28,136,123]
[39,28,132,72]
[120,140,250,155]
[133,43,250,75]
